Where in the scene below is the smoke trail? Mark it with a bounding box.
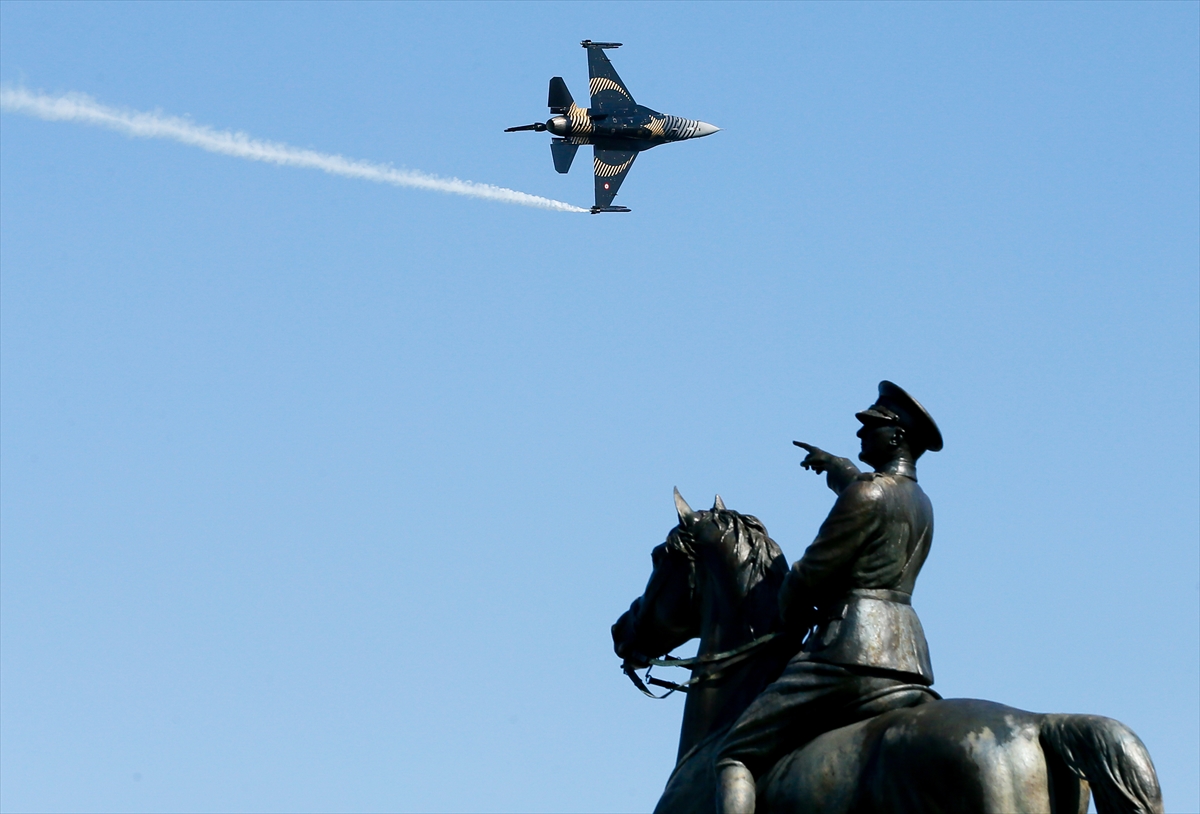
[0,86,588,213]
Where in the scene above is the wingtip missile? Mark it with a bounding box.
[590,205,632,214]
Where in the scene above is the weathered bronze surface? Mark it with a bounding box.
[612,382,1163,814]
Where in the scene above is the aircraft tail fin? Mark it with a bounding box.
[548,77,574,113]
[551,139,579,174]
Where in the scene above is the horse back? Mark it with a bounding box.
[762,699,1069,814]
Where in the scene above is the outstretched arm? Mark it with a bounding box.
[793,441,861,495]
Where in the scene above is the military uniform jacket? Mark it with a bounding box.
[784,461,935,684]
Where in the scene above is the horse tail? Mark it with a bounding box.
[1040,714,1163,814]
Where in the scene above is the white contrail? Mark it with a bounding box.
[0,86,587,213]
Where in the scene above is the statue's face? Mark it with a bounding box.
[857,421,902,467]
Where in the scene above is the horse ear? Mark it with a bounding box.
[713,494,726,511]
[674,487,696,523]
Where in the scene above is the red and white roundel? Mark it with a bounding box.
[604,183,610,190]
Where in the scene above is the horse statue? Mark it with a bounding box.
[611,493,1163,814]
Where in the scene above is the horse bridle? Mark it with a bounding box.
[621,631,785,699]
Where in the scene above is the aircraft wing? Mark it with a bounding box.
[593,147,637,209]
[586,47,636,112]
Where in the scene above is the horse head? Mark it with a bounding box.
[612,489,790,759]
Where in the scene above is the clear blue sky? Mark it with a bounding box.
[2,3,1196,812]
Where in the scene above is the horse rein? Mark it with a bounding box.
[622,631,784,699]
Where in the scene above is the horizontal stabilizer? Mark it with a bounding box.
[548,77,574,113]
[551,139,579,174]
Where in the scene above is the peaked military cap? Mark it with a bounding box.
[856,381,944,454]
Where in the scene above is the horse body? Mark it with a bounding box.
[764,700,1072,814]
[614,500,1163,814]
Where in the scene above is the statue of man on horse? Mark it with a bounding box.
[612,382,1163,814]
[715,381,944,814]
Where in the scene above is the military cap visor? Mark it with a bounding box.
[856,406,901,423]
[855,381,944,453]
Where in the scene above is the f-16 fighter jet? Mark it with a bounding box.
[506,40,720,213]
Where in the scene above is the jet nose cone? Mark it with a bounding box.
[694,121,721,137]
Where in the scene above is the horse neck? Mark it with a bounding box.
[675,545,783,763]
[696,557,762,653]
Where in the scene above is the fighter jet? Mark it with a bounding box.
[505,40,720,213]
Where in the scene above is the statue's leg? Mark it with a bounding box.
[713,662,854,814]
[715,760,757,814]
[714,661,921,814]
[716,662,859,766]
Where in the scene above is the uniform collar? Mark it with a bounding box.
[877,458,918,481]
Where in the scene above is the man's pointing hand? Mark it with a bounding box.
[794,441,835,475]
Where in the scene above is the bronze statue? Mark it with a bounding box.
[612,382,1162,814]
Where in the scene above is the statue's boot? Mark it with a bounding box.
[716,760,756,814]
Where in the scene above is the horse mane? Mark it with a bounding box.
[665,508,788,631]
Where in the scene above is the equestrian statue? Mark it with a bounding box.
[611,382,1162,814]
